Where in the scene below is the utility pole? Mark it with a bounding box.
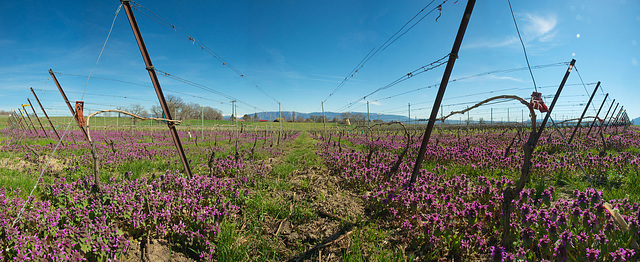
[569,81,599,144]
[49,69,89,140]
[491,108,493,125]
[278,102,282,145]
[407,103,411,126]
[121,0,192,177]
[507,108,510,123]
[278,102,282,130]
[367,101,371,128]
[321,101,326,133]
[231,101,235,125]
[410,0,476,186]
[27,98,48,138]
[201,105,204,138]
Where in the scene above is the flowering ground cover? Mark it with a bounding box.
[1,122,639,261]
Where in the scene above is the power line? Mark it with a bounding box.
[129,0,279,104]
[49,72,230,105]
[334,54,449,112]
[323,0,451,103]
[507,0,538,92]
[373,62,573,102]
[573,65,599,114]
[154,68,266,111]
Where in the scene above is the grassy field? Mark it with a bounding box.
[1,119,639,261]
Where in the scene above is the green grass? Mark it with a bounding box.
[0,167,54,199]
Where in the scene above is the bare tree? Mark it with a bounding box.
[242,114,251,121]
[127,104,148,123]
[203,106,223,120]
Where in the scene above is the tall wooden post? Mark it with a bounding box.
[410,0,476,186]
[586,93,608,137]
[27,99,48,138]
[121,0,192,177]
[569,81,599,144]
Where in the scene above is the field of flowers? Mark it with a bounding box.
[317,125,640,261]
[1,122,639,261]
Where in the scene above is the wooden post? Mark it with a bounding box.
[410,0,476,186]
[121,0,192,177]
[569,81,599,144]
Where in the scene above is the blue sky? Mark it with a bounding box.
[1,0,638,122]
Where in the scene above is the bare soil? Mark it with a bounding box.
[264,166,367,261]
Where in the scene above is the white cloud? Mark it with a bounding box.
[522,13,557,38]
[466,12,558,49]
[488,75,525,82]
[359,100,381,106]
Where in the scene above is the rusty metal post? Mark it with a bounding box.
[11,110,26,132]
[49,69,89,140]
[586,93,608,137]
[612,106,624,127]
[18,108,36,135]
[22,105,39,137]
[410,0,476,186]
[596,99,615,136]
[535,60,576,142]
[30,87,61,140]
[600,102,618,134]
[27,98,48,138]
[568,81,599,144]
[120,0,192,177]
[9,111,23,131]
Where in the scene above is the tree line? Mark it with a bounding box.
[119,95,224,121]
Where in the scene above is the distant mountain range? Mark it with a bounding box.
[225,111,640,125]
[226,111,498,124]
[226,111,412,122]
